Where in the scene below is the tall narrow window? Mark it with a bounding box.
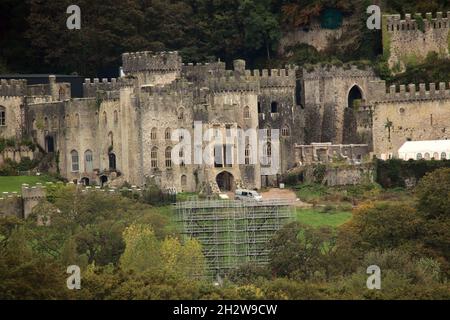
[114,110,118,124]
[0,106,6,126]
[271,101,278,113]
[245,145,251,165]
[165,147,172,168]
[179,148,185,167]
[84,150,93,172]
[75,114,80,128]
[71,150,79,172]
[244,106,250,119]
[151,147,158,168]
[165,128,171,140]
[103,111,107,124]
[151,127,157,140]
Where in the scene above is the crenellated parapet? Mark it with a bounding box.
[244,68,296,89]
[0,79,27,97]
[83,78,119,97]
[208,76,259,93]
[141,79,193,96]
[373,82,450,103]
[301,64,377,80]
[385,12,450,32]
[122,51,182,74]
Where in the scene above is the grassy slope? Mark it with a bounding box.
[296,208,352,228]
[0,176,52,193]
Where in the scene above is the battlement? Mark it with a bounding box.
[385,12,450,32]
[244,68,296,88]
[122,51,182,74]
[141,79,193,96]
[0,79,27,97]
[301,64,377,80]
[83,78,119,97]
[375,82,450,102]
[208,76,259,93]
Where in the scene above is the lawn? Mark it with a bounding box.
[296,208,352,228]
[0,175,54,193]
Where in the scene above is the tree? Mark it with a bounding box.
[416,168,450,219]
[268,222,335,280]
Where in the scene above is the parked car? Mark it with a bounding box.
[235,189,263,201]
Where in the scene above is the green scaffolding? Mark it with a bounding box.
[176,198,294,278]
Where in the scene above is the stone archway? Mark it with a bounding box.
[343,85,364,144]
[216,171,234,192]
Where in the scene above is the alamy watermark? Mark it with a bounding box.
[66,265,81,290]
[366,265,381,290]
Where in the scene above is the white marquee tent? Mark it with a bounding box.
[398,140,450,160]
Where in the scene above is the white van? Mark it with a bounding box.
[235,189,263,201]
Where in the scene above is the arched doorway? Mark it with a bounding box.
[81,177,90,186]
[45,136,55,153]
[343,85,363,144]
[216,171,234,192]
[100,175,108,187]
[347,85,363,109]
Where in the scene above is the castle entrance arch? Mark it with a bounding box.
[343,85,364,144]
[216,171,234,192]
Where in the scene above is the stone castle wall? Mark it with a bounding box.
[384,12,450,72]
[371,82,450,158]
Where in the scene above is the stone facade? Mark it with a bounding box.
[384,12,450,72]
[1,46,449,192]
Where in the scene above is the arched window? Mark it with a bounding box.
[441,152,447,160]
[114,110,118,123]
[165,147,172,168]
[151,147,158,168]
[433,152,439,160]
[165,128,171,140]
[178,108,184,120]
[0,106,6,126]
[257,102,262,113]
[151,127,157,140]
[245,145,251,165]
[263,142,272,165]
[103,111,107,124]
[244,106,250,119]
[108,131,114,147]
[424,152,430,160]
[84,150,93,172]
[179,148,185,167]
[59,87,65,100]
[271,101,278,113]
[71,150,79,172]
[75,113,80,128]
[416,153,423,160]
[281,125,290,137]
[181,175,187,187]
[348,85,363,109]
[109,153,116,170]
[179,128,185,141]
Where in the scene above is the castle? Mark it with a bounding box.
[0,13,449,193]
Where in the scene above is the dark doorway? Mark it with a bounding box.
[100,175,108,187]
[343,85,363,144]
[45,136,55,153]
[216,171,234,192]
[108,153,116,170]
[347,85,363,109]
[81,177,90,186]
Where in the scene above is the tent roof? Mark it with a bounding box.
[398,140,450,153]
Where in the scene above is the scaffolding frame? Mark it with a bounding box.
[176,198,294,277]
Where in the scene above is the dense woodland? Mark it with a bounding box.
[0,167,449,299]
[1,0,449,77]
